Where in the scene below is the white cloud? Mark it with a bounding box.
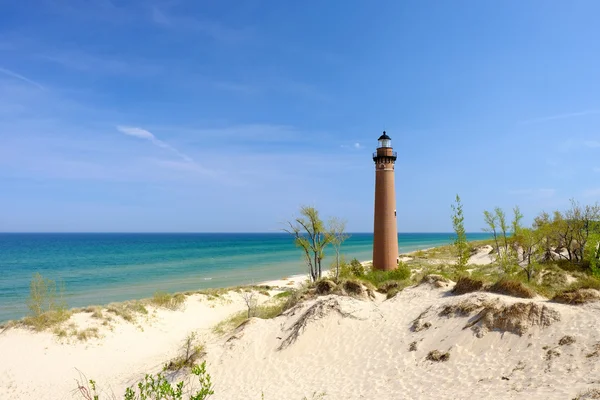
[0,67,45,90]
[117,125,192,163]
[117,125,154,140]
[353,142,362,149]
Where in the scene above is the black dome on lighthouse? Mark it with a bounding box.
[378,131,391,140]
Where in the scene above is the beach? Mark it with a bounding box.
[2,245,600,399]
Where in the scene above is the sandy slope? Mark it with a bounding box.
[206,283,600,400]
[2,279,600,400]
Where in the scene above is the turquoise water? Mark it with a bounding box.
[0,232,490,322]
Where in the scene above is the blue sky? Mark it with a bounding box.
[1,0,599,232]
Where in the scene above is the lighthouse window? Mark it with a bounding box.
[379,139,391,148]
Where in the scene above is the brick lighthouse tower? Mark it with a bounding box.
[372,131,399,271]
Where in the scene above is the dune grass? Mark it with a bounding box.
[151,291,186,310]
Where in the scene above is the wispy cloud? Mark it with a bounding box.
[341,142,363,150]
[149,6,252,44]
[0,67,45,90]
[585,141,600,148]
[519,109,600,124]
[594,167,600,173]
[37,51,161,77]
[117,126,193,163]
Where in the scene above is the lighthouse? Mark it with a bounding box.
[372,131,399,271]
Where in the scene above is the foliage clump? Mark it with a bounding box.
[151,291,186,310]
[451,195,470,270]
[77,361,214,400]
[23,273,70,331]
[164,332,205,371]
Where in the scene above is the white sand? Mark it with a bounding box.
[468,245,495,265]
[2,278,600,400]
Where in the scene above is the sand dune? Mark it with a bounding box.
[2,278,600,399]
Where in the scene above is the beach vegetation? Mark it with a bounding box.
[106,301,148,323]
[241,290,258,318]
[76,361,214,400]
[285,206,333,282]
[76,327,101,341]
[328,217,350,282]
[212,297,288,335]
[452,276,485,295]
[164,332,206,371]
[23,272,70,331]
[361,263,411,286]
[451,194,469,270]
[151,291,186,311]
[273,290,293,299]
[488,278,536,299]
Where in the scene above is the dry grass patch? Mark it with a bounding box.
[439,298,489,317]
[164,332,205,371]
[452,276,485,295]
[151,291,186,310]
[559,335,576,346]
[22,309,72,331]
[573,388,600,400]
[426,350,450,362]
[106,301,148,322]
[488,279,536,299]
[212,299,287,336]
[315,279,336,295]
[76,327,100,341]
[552,289,600,305]
[465,302,561,337]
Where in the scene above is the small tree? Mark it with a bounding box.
[483,210,501,260]
[328,217,350,282]
[241,290,257,319]
[451,195,469,270]
[496,207,510,258]
[285,206,332,282]
[513,227,543,282]
[510,206,524,263]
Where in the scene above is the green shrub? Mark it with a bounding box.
[339,258,365,279]
[24,273,70,331]
[362,264,411,286]
[77,361,214,400]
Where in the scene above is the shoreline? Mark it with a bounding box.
[0,247,440,327]
[1,233,493,323]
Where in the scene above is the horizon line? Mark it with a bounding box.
[0,231,490,234]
